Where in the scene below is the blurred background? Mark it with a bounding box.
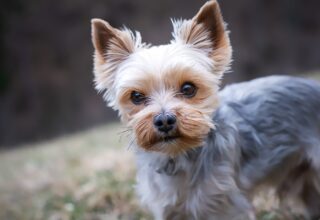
[1,0,320,148]
[0,0,319,219]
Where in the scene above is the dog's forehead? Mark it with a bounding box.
[114,43,214,87]
[132,44,212,72]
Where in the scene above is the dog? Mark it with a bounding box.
[90,1,320,219]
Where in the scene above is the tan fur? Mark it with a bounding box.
[91,19,137,62]
[91,19,146,107]
[163,66,219,108]
[118,66,220,121]
[113,65,219,156]
[172,0,232,76]
[131,102,214,156]
[91,0,231,155]
[91,2,320,219]
[194,0,232,75]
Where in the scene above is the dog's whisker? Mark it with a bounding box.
[127,136,137,150]
[118,126,133,134]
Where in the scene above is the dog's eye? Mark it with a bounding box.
[181,82,197,98]
[130,91,146,105]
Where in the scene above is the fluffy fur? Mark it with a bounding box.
[91,1,320,219]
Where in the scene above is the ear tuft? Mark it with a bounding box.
[91,18,138,64]
[171,19,213,54]
[171,0,232,76]
[91,19,145,108]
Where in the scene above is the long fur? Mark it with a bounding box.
[135,76,320,219]
[91,1,320,219]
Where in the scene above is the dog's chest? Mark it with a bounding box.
[136,166,190,218]
[135,153,199,218]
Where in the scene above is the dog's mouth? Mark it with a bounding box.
[151,135,180,145]
[162,135,179,142]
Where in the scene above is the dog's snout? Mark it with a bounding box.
[153,113,176,133]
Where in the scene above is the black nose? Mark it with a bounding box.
[153,113,176,133]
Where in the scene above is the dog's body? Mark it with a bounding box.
[136,76,320,220]
[91,1,320,219]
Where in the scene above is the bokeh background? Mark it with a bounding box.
[0,0,320,219]
[1,0,320,148]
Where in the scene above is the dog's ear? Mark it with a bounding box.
[91,18,137,64]
[172,0,232,75]
[91,19,142,107]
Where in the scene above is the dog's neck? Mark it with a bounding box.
[155,148,202,176]
[134,106,242,183]
[134,143,204,179]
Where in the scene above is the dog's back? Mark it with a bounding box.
[219,75,320,218]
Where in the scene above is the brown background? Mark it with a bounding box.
[1,0,319,148]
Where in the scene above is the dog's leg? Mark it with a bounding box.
[303,135,320,219]
[300,172,320,220]
[276,160,320,220]
[165,211,188,220]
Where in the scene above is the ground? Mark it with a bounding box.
[0,123,302,220]
[1,74,319,220]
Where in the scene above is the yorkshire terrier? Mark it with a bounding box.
[90,1,320,219]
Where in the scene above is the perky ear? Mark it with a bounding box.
[91,18,137,64]
[172,0,232,75]
[91,19,143,107]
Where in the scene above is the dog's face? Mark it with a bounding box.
[91,0,231,156]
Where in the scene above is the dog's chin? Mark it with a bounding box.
[137,133,206,156]
[132,109,214,156]
[157,135,180,143]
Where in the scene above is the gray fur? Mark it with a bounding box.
[135,76,320,220]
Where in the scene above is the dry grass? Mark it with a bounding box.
[0,123,150,220]
[0,122,300,220]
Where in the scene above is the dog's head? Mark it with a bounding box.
[91,0,232,156]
